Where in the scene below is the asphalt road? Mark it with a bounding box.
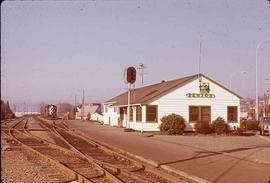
[64,120,270,183]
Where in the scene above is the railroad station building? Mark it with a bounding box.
[103,73,241,132]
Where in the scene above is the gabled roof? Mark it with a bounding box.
[104,73,242,107]
[95,105,103,115]
[76,104,102,115]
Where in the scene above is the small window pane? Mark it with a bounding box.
[201,107,210,122]
[146,105,157,122]
[189,106,199,122]
[228,106,237,122]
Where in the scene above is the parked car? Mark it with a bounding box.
[259,117,270,135]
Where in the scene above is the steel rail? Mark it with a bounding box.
[51,121,125,183]
[53,120,181,183]
[7,117,95,183]
[38,118,128,182]
[36,117,185,183]
[40,120,147,182]
[60,120,183,183]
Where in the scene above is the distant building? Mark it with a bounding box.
[90,104,103,122]
[240,100,248,118]
[240,99,255,119]
[103,73,241,132]
[15,111,40,117]
[75,103,103,121]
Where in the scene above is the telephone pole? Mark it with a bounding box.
[82,90,85,120]
[137,64,147,86]
[198,34,202,84]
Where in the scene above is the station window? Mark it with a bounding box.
[146,105,158,123]
[189,106,199,122]
[189,106,211,123]
[227,106,237,123]
[136,106,142,122]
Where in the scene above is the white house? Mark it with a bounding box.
[76,103,103,121]
[90,104,103,122]
[103,74,241,132]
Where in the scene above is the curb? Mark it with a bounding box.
[160,165,211,183]
[72,128,211,183]
[256,134,270,143]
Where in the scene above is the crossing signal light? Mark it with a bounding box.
[126,67,136,84]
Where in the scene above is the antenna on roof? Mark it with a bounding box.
[198,34,202,83]
[137,64,147,86]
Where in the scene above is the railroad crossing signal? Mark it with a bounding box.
[125,67,136,84]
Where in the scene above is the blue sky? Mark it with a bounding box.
[1,0,270,108]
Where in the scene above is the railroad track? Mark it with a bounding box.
[3,117,118,182]
[53,125,181,183]
[2,117,189,183]
[47,118,187,183]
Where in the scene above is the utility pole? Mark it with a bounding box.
[255,38,270,120]
[74,95,77,119]
[82,90,85,120]
[198,34,202,83]
[127,83,131,128]
[23,102,26,115]
[13,104,16,113]
[137,64,147,86]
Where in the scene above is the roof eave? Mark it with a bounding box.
[109,103,142,108]
[141,75,198,104]
[200,74,242,99]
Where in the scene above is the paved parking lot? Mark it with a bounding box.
[65,120,270,183]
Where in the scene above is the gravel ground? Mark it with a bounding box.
[1,134,71,183]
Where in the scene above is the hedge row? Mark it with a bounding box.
[195,117,230,135]
[159,114,259,136]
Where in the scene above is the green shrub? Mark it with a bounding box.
[231,128,245,136]
[195,121,213,134]
[212,117,229,135]
[243,120,259,131]
[159,113,185,135]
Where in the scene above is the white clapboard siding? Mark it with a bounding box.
[149,76,240,131]
[104,75,240,131]
[90,113,104,122]
[103,107,119,126]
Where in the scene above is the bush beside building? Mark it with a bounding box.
[159,114,185,135]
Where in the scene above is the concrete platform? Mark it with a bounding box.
[64,120,270,183]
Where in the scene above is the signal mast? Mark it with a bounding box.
[124,67,136,129]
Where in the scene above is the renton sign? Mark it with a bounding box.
[186,81,215,98]
[186,93,215,98]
